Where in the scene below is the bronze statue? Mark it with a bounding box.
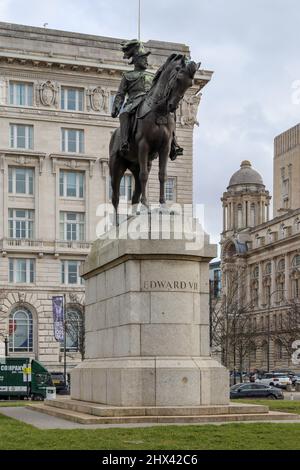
[110,39,200,214]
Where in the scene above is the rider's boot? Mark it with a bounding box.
[119,112,131,154]
[169,134,184,161]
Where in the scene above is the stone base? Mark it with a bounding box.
[28,399,300,425]
[71,357,228,407]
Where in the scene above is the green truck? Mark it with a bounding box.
[0,357,54,400]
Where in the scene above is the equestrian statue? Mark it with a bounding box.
[110,39,200,214]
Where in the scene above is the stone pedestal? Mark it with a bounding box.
[71,216,229,407]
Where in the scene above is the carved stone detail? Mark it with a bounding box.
[38,80,59,107]
[87,86,109,113]
[179,93,202,127]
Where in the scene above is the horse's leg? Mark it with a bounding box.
[128,163,142,211]
[138,140,150,208]
[110,155,127,224]
[158,144,171,205]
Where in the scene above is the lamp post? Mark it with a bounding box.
[4,336,8,357]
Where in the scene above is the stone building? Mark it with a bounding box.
[0,22,211,370]
[220,124,300,372]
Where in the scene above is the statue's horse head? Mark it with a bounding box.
[150,54,200,114]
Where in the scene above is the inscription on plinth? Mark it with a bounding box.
[143,280,199,291]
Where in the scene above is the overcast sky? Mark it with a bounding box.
[1,0,300,247]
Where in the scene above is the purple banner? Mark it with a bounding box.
[52,296,64,342]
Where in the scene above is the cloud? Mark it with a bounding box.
[1,0,299,244]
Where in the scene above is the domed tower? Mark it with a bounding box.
[222,160,271,239]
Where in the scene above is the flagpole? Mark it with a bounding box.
[138,0,141,40]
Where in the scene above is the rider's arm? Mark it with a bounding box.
[111,75,127,117]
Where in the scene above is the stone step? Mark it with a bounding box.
[27,404,300,425]
[44,398,269,417]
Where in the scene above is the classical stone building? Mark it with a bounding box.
[0,22,211,370]
[220,125,300,371]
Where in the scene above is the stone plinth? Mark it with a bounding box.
[71,216,229,406]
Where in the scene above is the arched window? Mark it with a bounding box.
[278,259,285,272]
[267,230,273,244]
[250,204,256,227]
[253,266,259,279]
[275,340,283,361]
[61,309,83,352]
[293,255,300,268]
[249,342,256,362]
[237,204,243,229]
[280,224,286,239]
[9,307,33,352]
[265,262,272,275]
[261,341,268,365]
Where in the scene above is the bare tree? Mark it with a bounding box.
[270,299,300,366]
[211,264,257,379]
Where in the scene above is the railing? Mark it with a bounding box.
[0,238,92,252]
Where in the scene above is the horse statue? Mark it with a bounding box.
[109,53,200,216]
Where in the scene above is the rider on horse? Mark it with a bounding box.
[111,39,183,161]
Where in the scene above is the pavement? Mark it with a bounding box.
[1,406,300,429]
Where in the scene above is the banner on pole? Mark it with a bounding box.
[52,296,64,342]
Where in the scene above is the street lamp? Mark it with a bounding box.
[4,336,8,357]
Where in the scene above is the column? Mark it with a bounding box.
[271,258,276,305]
[231,202,235,230]
[258,262,263,308]
[243,200,247,228]
[223,206,226,232]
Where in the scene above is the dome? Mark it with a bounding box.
[228,161,264,188]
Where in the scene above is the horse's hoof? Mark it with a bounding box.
[140,203,149,213]
[131,204,139,216]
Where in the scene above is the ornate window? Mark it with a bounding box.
[292,255,300,268]
[249,342,256,362]
[253,266,259,279]
[294,218,300,233]
[237,204,243,229]
[250,203,256,227]
[9,307,33,352]
[278,259,285,272]
[275,340,283,361]
[265,262,272,275]
[261,341,268,365]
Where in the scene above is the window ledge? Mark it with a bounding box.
[50,153,97,161]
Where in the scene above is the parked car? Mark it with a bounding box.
[50,372,69,394]
[230,383,284,399]
[272,370,297,384]
[255,373,292,389]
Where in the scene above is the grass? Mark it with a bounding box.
[1,409,300,450]
[1,398,300,449]
[235,398,300,414]
[0,401,27,407]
